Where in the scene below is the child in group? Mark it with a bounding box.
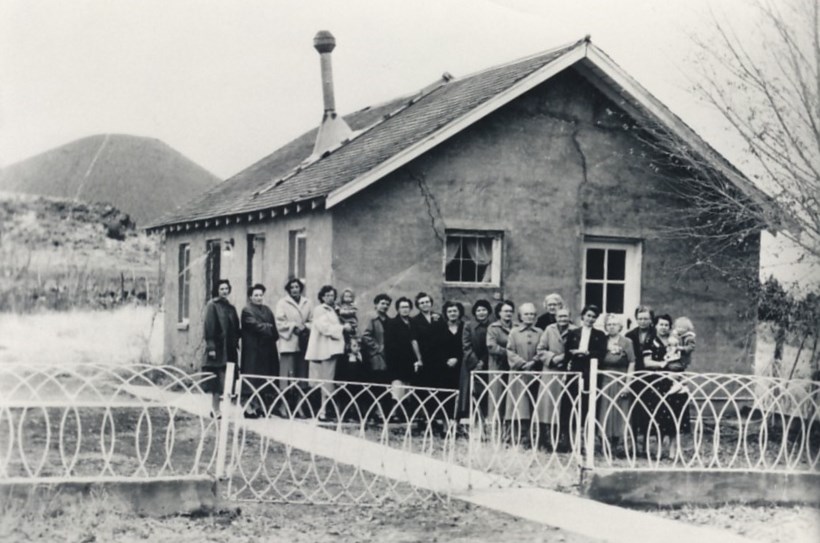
[665,317,696,393]
[337,288,362,363]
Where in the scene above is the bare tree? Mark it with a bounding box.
[687,0,819,260]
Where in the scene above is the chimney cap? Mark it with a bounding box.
[314,30,336,53]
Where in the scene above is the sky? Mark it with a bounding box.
[0,0,817,287]
[0,0,733,178]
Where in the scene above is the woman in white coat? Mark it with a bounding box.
[275,278,312,417]
[306,285,352,422]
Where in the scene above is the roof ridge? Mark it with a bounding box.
[251,73,454,200]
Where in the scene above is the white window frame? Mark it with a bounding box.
[581,239,642,321]
[177,242,191,326]
[289,230,307,282]
[443,230,503,287]
[247,232,266,289]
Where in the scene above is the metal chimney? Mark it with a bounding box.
[311,30,352,157]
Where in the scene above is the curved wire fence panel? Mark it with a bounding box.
[0,363,219,482]
[225,374,461,505]
[590,370,820,472]
[468,371,583,488]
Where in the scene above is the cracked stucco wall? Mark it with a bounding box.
[331,68,758,372]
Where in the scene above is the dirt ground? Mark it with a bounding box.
[0,496,599,543]
[3,491,819,543]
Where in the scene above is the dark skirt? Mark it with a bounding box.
[633,373,691,438]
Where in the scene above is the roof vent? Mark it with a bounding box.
[311,30,352,158]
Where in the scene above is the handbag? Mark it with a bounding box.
[369,352,388,372]
[297,327,310,354]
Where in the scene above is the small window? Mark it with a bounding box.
[177,243,191,322]
[205,239,221,301]
[246,233,266,291]
[444,231,502,286]
[288,230,307,281]
[582,240,641,319]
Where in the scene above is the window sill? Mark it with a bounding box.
[443,282,500,289]
[176,321,190,331]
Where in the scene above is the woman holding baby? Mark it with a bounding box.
[642,314,696,459]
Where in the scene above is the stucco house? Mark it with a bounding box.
[147,33,772,374]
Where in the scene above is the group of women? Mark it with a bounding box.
[202,278,696,457]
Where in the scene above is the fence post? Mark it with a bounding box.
[468,372,476,490]
[585,358,599,470]
[215,362,236,479]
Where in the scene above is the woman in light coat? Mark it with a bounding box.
[274,278,312,417]
[460,299,492,419]
[485,300,515,430]
[535,306,576,450]
[505,302,543,447]
[597,314,635,457]
[306,285,352,422]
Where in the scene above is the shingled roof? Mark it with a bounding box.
[147,39,585,231]
[148,37,776,233]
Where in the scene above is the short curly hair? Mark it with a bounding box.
[317,285,337,303]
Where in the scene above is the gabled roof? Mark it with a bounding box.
[148,37,774,233]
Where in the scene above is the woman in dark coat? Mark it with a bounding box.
[438,301,465,391]
[563,304,607,435]
[624,306,657,454]
[383,297,422,423]
[410,292,441,388]
[384,297,421,388]
[436,301,465,425]
[460,299,492,417]
[203,279,240,418]
[642,314,689,459]
[240,284,279,418]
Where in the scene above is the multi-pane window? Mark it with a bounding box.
[205,239,221,301]
[582,240,641,318]
[177,243,190,322]
[246,233,266,290]
[444,232,502,286]
[288,230,307,281]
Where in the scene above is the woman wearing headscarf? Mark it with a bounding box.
[240,283,279,418]
[460,299,492,419]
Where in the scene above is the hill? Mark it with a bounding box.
[0,134,220,225]
[0,192,160,312]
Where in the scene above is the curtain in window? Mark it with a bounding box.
[446,237,461,266]
[467,237,493,283]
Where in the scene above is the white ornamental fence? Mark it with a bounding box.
[224,371,460,504]
[3,362,818,503]
[0,363,219,483]
[470,364,820,483]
